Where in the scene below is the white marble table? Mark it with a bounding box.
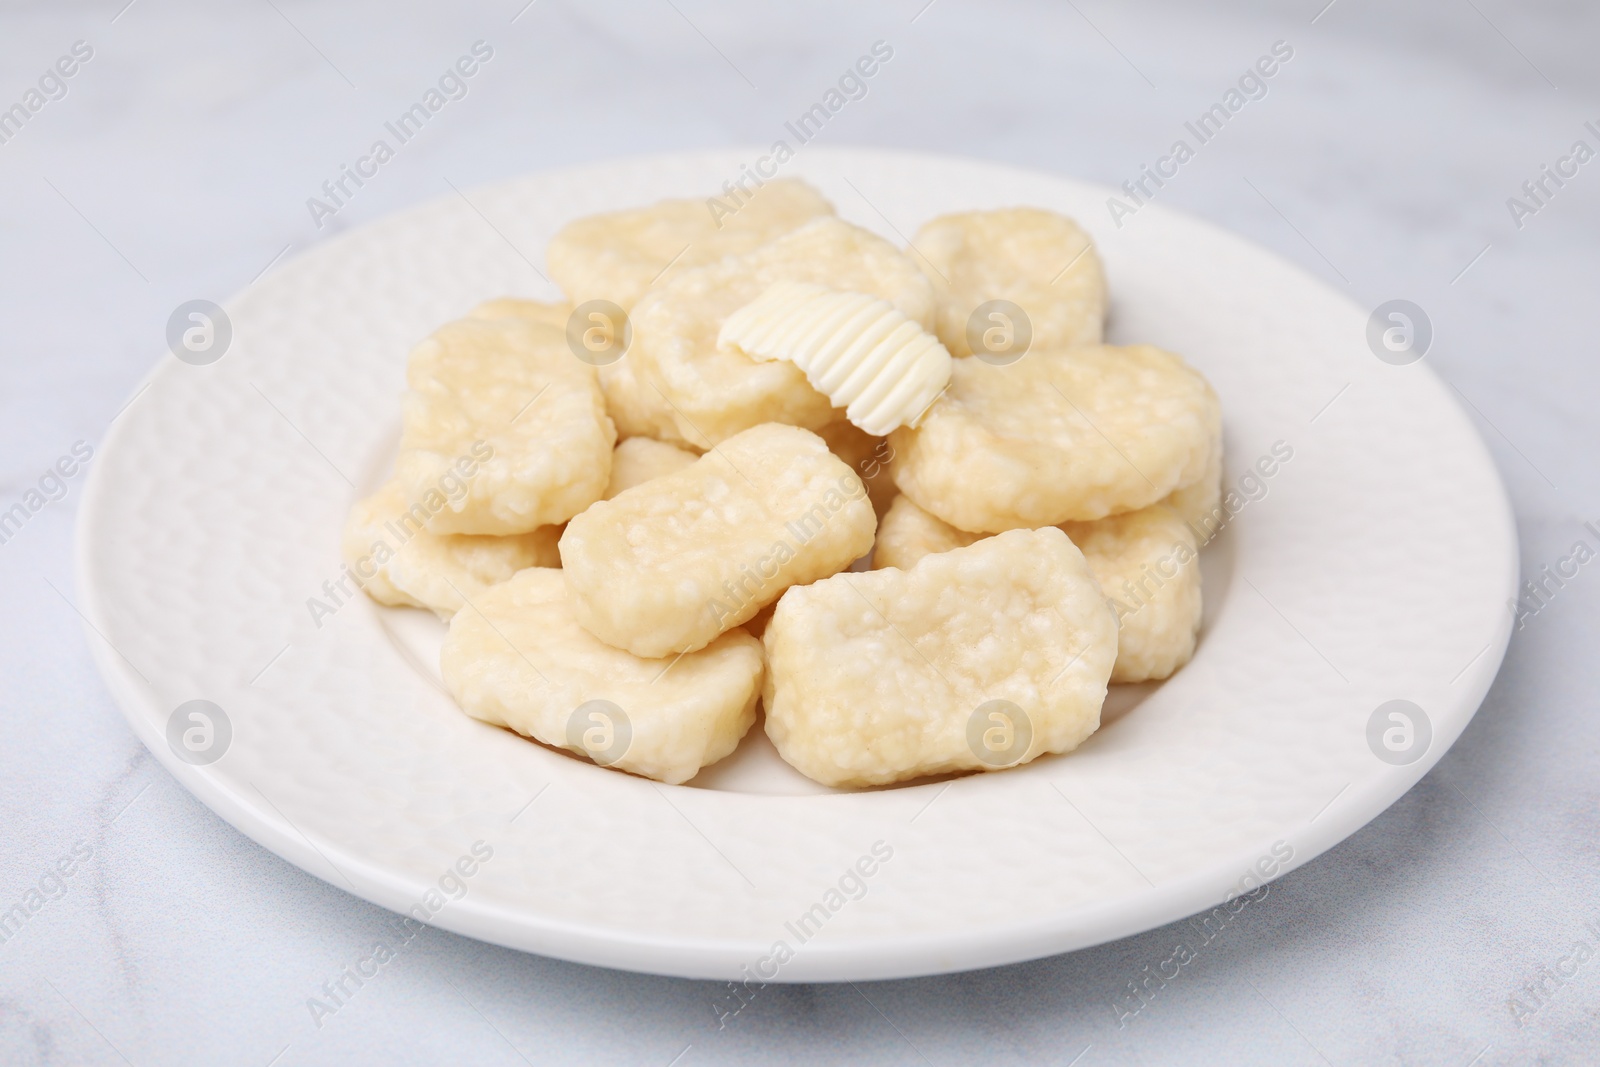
[2,1,1596,1063]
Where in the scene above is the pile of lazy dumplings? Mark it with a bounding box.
[343,178,1222,788]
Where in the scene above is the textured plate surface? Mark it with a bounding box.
[75,148,1517,981]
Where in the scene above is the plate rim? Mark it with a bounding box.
[74,145,1520,981]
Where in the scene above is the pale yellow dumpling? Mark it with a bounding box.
[872,494,978,571]
[763,528,1117,787]
[396,316,614,534]
[891,344,1219,532]
[914,208,1106,358]
[815,420,898,519]
[467,297,572,330]
[603,437,699,499]
[546,178,836,311]
[609,217,938,448]
[1164,426,1224,536]
[441,569,763,784]
[1062,504,1202,683]
[342,478,560,618]
[560,423,877,658]
[872,496,1204,684]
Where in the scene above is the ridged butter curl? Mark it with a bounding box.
[718,281,952,436]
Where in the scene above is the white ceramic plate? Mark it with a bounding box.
[76,148,1516,982]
